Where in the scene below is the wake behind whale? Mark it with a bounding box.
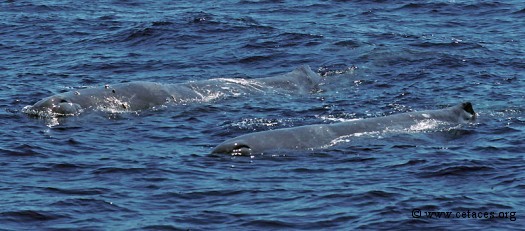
[23,65,321,117]
[212,102,477,155]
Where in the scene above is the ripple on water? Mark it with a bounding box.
[0,210,68,223]
[1,144,47,157]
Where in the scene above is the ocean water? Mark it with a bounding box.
[1,0,524,230]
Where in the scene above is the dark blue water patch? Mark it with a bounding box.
[239,0,286,4]
[410,40,484,50]
[514,7,525,14]
[138,225,188,231]
[0,210,67,222]
[420,165,496,178]
[394,1,516,16]
[1,144,47,157]
[51,198,131,212]
[109,12,274,48]
[397,2,443,10]
[241,219,296,229]
[243,32,323,49]
[30,161,85,172]
[333,39,363,49]
[389,159,427,168]
[162,189,248,201]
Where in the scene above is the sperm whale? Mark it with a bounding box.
[23,65,321,116]
[212,102,476,155]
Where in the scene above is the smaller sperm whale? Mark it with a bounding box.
[212,102,477,155]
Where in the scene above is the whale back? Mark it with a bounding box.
[24,66,322,117]
[414,102,476,124]
[211,124,336,155]
[255,65,322,93]
[212,102,476,155]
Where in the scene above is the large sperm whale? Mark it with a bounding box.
[212,102,476,155]
[23,65,321,116]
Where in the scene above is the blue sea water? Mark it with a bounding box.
[1,0,524,230]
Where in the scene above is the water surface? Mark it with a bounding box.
[1,0,524,230]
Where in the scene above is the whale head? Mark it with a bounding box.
[211,141,253,156]
[26,96,82,116]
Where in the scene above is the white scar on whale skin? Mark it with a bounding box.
[211,102,477,156]
[23,65,321,117]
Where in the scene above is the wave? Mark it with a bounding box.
[109,12,273,48]
[410,41,484,50]
[420,165,495,178]
[396,1,512,14]
[1,144,46,157]
[0,210,67,222]
[514,8,525,14]
[43,186,109,196]
[139,225,187,231]
[51,198,131,213]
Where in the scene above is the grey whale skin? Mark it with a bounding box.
[212,102,476,155]
[24,65,320,116]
